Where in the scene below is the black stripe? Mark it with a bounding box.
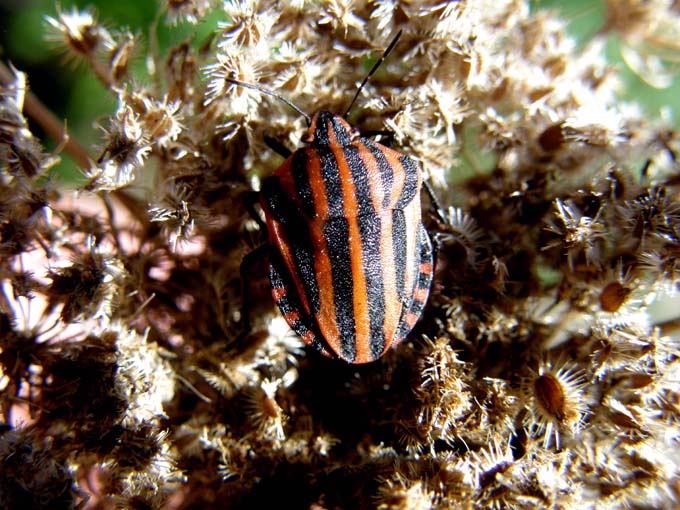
[323,217,356,362]
[318,145,345,217]
[313,112,331,145]
[392,209,407,301]
[269,254,327,356]
[409,300,425,315]
[312,111,354,146]
[263,178,321,313]
[269,248,286,289]
[332,130,374,217]
[417,269,431,288]
[269,251,295,318]
[261,177,288,224]
[365,140,394,210]
[393,227,433,341]
[274,294,295,316]
[395,155,419,209]
[358,214,386,360]
[292,150,315,218]
[320,112,352,146]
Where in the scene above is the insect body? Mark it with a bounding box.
[260,111,433,363]
[234,31,434,363]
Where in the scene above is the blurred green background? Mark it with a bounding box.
[0,0,678,182]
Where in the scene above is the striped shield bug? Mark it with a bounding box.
[234,31,435,363]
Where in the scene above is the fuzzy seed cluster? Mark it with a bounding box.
[0,1,679,509]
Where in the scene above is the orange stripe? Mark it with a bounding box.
[309,218,341,354]
[305,149,329,218]
[379,212,401,345]
[357,142,387,213]
[296,149,341,354]
[387,150,407,209]
[272,287,286,301]
[405,311,419,328]
[284,311,300,324]
[412,286,429,304]
[273,158,295,197]
[356,145,400,345]
[329,122,370,363]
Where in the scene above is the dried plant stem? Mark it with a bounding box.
[0,60,93,171]
[0,62,149,222]
[1,2,679,509]
[87,56,113,91]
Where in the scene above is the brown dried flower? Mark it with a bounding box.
[0,0,678,507]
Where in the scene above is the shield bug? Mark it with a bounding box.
[234,32,434,363]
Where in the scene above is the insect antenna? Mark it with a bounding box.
[224,77,311,126]
[343,30,403,119]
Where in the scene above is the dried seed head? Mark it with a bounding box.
[219,1,278,51]
[437,207,484,272]
[534,373,566,422]
[376,475,435,510]
[44,6,112,60]
[243,379,287,441]
[46,236,126,323]
[522,358,589,448]
[589,262,648,329]
[164,0,214,24]
[0,428,77,510]
[149,195,194,249]
[108,31,136,84]
[86,103,151,190]
[125,92,184,149]
[204,53,265,113]
[537,122,565,152]
[638,246,680,289]
[599,281,632,313]
[622,187,680,246]
[545,198,606,269]
[114,323,176,427]
[412,337,471,449]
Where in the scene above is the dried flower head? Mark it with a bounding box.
[545,198,606,269]
[376,475,435,510]
[408,337,472,450]
[44,6,112,62]
[603,0,680,88]
[522,358,589,449]
[243,378,287,442]
[204,53,267,114]
[85,102,151,191]
[218,1,278,52]
[437,207,485,271]
[46,235,126,323]
[164,0,215,25]
[0,428,77,510]
[1,0,679,507]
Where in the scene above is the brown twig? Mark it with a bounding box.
[0,60,93,171]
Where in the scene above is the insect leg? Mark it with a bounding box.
[423,179,448,225]
[263,134,292,159]
[363,129,395,147]
[243,190,267,230]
